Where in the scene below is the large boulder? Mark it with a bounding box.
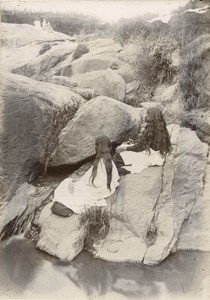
[92,125,209,264]
[0,73,84,202]
[143,127,208,265]
[50,96,141,166]
[2,40,77,80]
[36,203,85,260]
[57,38,122,77]
[67,69,126,102]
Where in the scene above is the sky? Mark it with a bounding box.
[1,0,190,22]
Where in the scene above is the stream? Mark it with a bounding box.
[0,235,210,300]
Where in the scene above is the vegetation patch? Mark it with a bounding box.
[80,207,110,251]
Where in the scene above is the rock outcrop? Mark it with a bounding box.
[35,124,209,264]
[0,72,84,202]
[50,96,141,166]
[69,69,126,102]
[1,22,76,48]
[57,38,122,77]
[92,125,209,265]
[36,203,85,260]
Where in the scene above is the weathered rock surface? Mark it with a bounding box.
[10,41,77,80]
[0,72,84,202]
[50,96,140,166]
[36,203,85,260]
[92,125,209,265]
[58,38,122,77]
[178,163,210,251]
[153,83,181,125]
[35,124,209,263]
[1,22,76,48]
[181,109,210,145]
[69,69,126,102]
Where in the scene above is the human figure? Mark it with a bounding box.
[115,107,171,174]
[51,135,120,216]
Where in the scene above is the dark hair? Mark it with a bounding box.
[90,135,113,190]
[141,107,171,157]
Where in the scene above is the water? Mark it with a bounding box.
[0,236,209,300]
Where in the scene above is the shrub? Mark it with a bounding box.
[180,36,210,111]
[72,44,89,61]
[132,35,179,102]
[80,207,110,251]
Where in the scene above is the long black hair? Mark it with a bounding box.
[90,135,113,190]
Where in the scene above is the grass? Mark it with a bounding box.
[79,207,110,251]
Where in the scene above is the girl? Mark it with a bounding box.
[115,107,171,174]
[52,135,120,215]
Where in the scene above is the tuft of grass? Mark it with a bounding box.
[72,44,89,61]
[180,43,210,111]
[79,207,110,251]
[133,36,178,90]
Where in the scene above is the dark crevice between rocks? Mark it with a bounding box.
[144,216,158,248]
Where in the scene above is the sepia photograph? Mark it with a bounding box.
[0,0,210,299]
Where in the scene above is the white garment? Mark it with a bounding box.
[53,159,119,214]
[120,147,164,174]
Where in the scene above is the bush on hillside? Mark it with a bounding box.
[1,10,103,36]
[132,35,179,102]
[180,37,210,111]
[72,44,89,61]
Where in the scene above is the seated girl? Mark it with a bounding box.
[115,107,171,174]
[51,135,120,216]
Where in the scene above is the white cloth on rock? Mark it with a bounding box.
[53,159,119,214]
[120,147,164,174]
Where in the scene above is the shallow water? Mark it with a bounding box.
[0,236,210,300]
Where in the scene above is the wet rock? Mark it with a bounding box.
[113,278,142,295]
[50,96,140,166]
[36,203,85,261]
